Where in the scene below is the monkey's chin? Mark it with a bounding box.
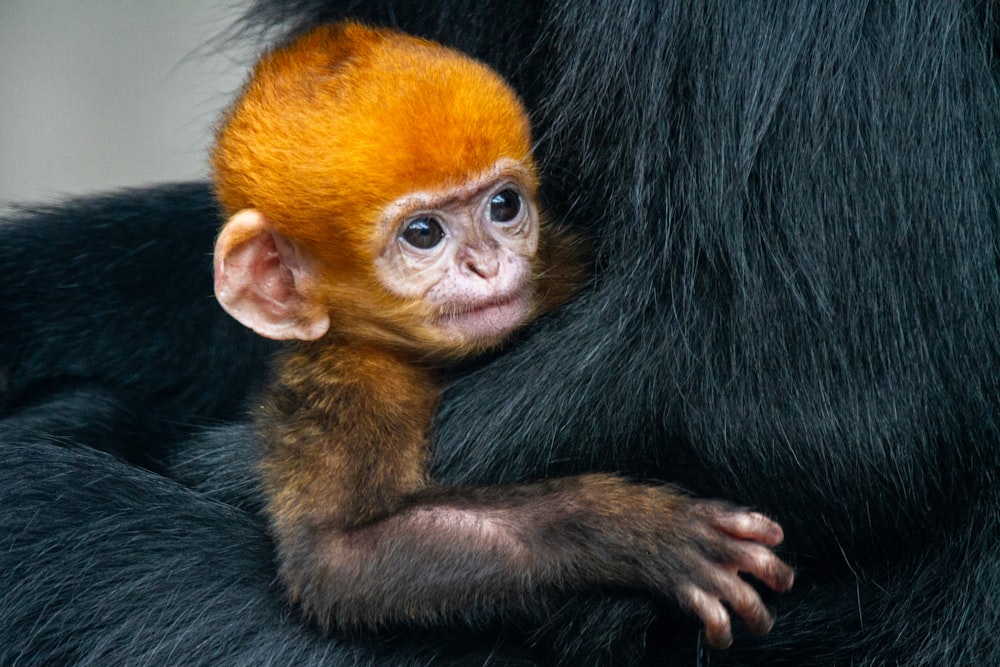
[435,294,531,349]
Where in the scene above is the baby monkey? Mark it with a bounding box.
[212,22,793,650]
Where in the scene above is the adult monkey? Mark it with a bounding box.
[1,1,998,665]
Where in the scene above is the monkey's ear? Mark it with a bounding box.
[213,209,330,341]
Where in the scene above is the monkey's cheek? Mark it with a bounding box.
[435,294,531,346]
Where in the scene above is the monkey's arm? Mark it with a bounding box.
[258,343,792,649]
[295,474,790,649]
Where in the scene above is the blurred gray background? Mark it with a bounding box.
[0,2,256,210]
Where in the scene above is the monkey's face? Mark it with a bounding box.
[211,161,541,358]
[371,161,540,356]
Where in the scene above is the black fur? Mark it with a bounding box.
[0,183,279,465]
[2,1,998,664]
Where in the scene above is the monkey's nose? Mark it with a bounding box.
[464,255,500,279]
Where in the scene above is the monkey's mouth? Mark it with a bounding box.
[435,293,530,342]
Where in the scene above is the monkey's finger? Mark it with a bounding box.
[714,572,775,637]
[727,541,795,593]
[711,511,784,546]
[684,586,734,650]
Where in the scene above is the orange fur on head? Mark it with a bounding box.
[212,22,536,280]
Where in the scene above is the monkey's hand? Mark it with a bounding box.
[651,498,794,650]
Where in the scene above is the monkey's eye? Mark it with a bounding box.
[401,217,445,249]
[489,189,521,223]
